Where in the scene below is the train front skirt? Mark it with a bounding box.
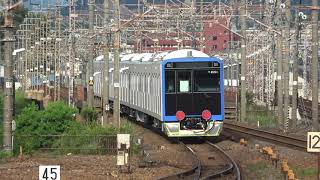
[163,121,223,137]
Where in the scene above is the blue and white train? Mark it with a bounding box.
[93,49,224,137]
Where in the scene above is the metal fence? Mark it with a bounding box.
[1,134,129,155]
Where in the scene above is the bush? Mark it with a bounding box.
[80,106,98,123]
[14,101,77,154]
[120,121,134,134]
[11,100,136,155]
[15,90,32,115]
[246,91,255,107]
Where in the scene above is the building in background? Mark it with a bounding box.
[133,17,240,55]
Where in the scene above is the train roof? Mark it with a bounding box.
[94,49,211,62]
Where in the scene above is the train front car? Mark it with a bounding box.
[161,56,224,137]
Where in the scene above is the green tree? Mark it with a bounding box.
[13,101,77,154]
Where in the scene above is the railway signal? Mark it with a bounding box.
[88,79,94,86]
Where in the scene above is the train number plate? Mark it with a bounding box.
[307,132,320,152]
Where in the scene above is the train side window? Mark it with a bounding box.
[165,71,175,93]
[177,71,191,93]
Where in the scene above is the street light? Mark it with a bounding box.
[12,48,25,88]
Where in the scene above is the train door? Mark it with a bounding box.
[176,70,193,115]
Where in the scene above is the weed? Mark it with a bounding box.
[0,151,13,159]
[81,106,98,123]
[293,167,317,178]
[246,105,277,128]
[247,161,268,172]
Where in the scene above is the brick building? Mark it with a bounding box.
[134,18,240,54]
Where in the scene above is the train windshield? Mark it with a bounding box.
[193,69,220,92]
[165,69,220,93]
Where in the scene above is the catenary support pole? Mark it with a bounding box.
[311,0,319,132]
[292,10,300,130]
[103,0,110,126]
[87,0,94,107]
[113,0,121,128]
[2,4,15,152]
[283,0,291,131]
[240,0,247,122]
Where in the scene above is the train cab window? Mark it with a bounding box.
[177,71,191,93]
[165,71,175,93]
[194,70,220,92]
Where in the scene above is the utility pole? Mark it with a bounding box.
[46,1,52,97]
[191,0,196,49]
[68,0,75,107]
[240,0,246,122]
[291,10,300,130]
[114,0,121,128]
[200,0,204,52]
[311,0,319,131]
[87,0,94,107]
[277,34,284,126]
[2,1,15,152]
[56,0,62,101]
[274,0,284,127]
[283,0,291,131]
[23,21,30,92]
[102,0,110,126]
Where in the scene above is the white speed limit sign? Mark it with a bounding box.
[307,132,320,152]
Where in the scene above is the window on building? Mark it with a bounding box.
[212,45,217,49]
[212,36,217,41]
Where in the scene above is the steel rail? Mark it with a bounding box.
[204,141,241,180]
[158,141,241,180]
[156,142,201,180]
[223,120,307,150]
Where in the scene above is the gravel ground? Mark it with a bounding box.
[0,121,193,180]
[130,121,196,176]
[216,140,283,180]
[216,138,317,180]
[251,138,317,180]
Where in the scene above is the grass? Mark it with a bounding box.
[246,161,283,180]
[246,105,278,128]
[247,161,268,172]
[293,166,317,178]
[0,151,13,159]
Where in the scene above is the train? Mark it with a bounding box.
[93,49,224,137]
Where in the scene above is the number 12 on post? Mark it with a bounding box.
[307,132,320,152]
[39,165,60,180]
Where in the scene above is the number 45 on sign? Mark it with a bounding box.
[39,166,60,180]
[307,132,320,152]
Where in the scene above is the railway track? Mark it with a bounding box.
[158,141,241,180]
[223,120,307,151]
